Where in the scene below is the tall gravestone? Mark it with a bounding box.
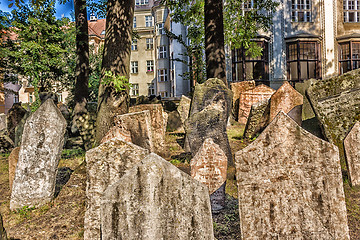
[295,79,316,120]
[177,95,191,125]
[8,146,20,192]
[230,81,255,121]
[344,121,360,187]
[85,138,149,240]
[243,99,269,139]
[235,111,349,239]
[101,153,214,240]
[10,99,67,210]
[0,114,5,131]
[6,103,27,142]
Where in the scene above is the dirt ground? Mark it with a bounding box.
[0,123,359,239]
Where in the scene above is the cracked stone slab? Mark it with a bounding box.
[101,153,214,240]
[230,81,255,121]
[344,121,360,187]
[235,111,349,240]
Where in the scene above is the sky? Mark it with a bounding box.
[0,0,75,19]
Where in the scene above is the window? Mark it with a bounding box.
[157,23,165,35]
[291,0,312,22]
[131,39,138,51]
[232,41,269,84]
[148,83,155,96]
[29,92,34,103]
[146,38,153,49]
[286,41,321,82]
[13,93,19,103]
[158,46,167,59]
[242,0,254,15]
[145,16,153,27]
[158,69,168,82]
[131,61,138,74]
[57,93,63,103]
[135,0,149,5]
[147,60,154,72]
[131,84,139,96]
[339,41,360,74]
[133,17,136,28]
[344,0,360,22]
[160,91,168,98]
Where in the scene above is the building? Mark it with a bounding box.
[230,0,360,89]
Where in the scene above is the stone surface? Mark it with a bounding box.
[10,99,67,210]
[230,81,255,121]
[0,213,7,240]
[166,110,184,132]
[6,103,28,142]
[129,104,168,155]
[0,113,5,131]
[14,111,30,147]
[101,153,214,240]
[235,111,349,240]
[344,121,360,187]
[238,84,275,124]
[8,146,20,192]
[0,130,14,153]
[306,69,360,150]
[85,138,149,240]
[177,95,191,125]
[100,125,132,144]
[243,99,269,139]
[190,138,227,194]
[269,81,303,123]
[114,111,154,152]
[295,79,316,120]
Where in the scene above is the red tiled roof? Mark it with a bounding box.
[88,18,106,39]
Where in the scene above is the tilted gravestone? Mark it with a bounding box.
[101,153,214,240]
[8,146,20,192]
[235,111,349,239]
[114,111,154,152]
[14,111,30,147]
[306,69,360,157]
[129,104,168,155]
[243,99,269,139]
[10,99,67,210]
[230,80,255,121]
[6,103,28,142]
[0,113,5,131]
[238,84,275,124]
[295,79,316,120]
[0,130,14,154]
[85,138,149,240]
[269,81,303,125]
[344,121,360,187]
[100,125,132,144]
[177,95,191,125]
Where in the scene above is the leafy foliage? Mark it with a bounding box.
[102,71,132,93]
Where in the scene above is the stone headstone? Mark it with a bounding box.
[243,99,269,139]
[0,130,14,153]
[344,121,360,187]
[235,111,349,239]
[14,111,30,147]
[306,69,360,151]
[295,79,316,120]
[101,153,214,240]
[0,114,5,131]
[100,125,132,144]
[238,84,275,124]
[10,99,67,210]
[177,95,191,125]
[230,81,255,121]
[269,81,303,124]
[0,213,7,240]
[129,104,168,155]
[85,138,149,240]
[39,92,58,105]
[114,111,154,152]
[166,110,183,132]
[8,146,20,192]
[6,103,27,142]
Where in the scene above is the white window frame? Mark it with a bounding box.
[160,91,168,98]
[133,17,137,28]
[131,84,139,96]
[157,23,165,35]
[135,0,149,5]
[344,0,360,22]
[148,83,155,96]
[146,38,153,49]
[291,0,312,22]
[131,61,138,74]
[147,60,154,72]
[158,69,168,82]
[158,46,167,59]
[131,39,138,51]
[145,15,153,27]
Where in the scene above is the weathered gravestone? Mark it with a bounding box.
[6,103,28,142]
[100,125,132,144]
[0,114,5,131]
[14,111,30,147]
[0,130,14,153]
[306,69,360,157]
[10,99,67,210]
[235,111,349,239]
[8,146,20,192]
[0,213,7,240]
[166,110,183,132]
[177,95,191,125]
[85,138,149,240]
[129,104,168,155]
[230,81,255,121]
[269,81,303,125]
[344,121,360,187]
[295,79,316,120]
[114,111,154,152]
[238,84,275,125]
[243,99,269,139]
[101,153,214,240]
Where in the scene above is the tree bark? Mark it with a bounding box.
[204,0,227,84]
[95,0,134,144]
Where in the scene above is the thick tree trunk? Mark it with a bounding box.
[204,0,227,84]
[95,0,134,144]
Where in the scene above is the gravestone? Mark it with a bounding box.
[8,146,20,192]
[101,153,214,240]
[0,213,7,240]
[243,99,269,139]
[238,84,275,124]
[85,138,149,240]
[177,95,191,125]
[235,111,349,239]
[166,111,183,132]
[10,99,67,210]
[295,79,316,120]
[100,125,132,144]
[6,103,27,142]
[269,81,303,125]
[14,111,30,147]
[129,104,168,155]
[306,69,360,154]
[230,81,255,121]
[344,122,360,187]
[115,111,154,152]
[0,114,5,131]
[0,131,14,153]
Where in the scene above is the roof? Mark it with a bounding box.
[88,18,106,39]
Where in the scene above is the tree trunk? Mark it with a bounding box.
[95,0,134,144]
[204,0,226,84]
